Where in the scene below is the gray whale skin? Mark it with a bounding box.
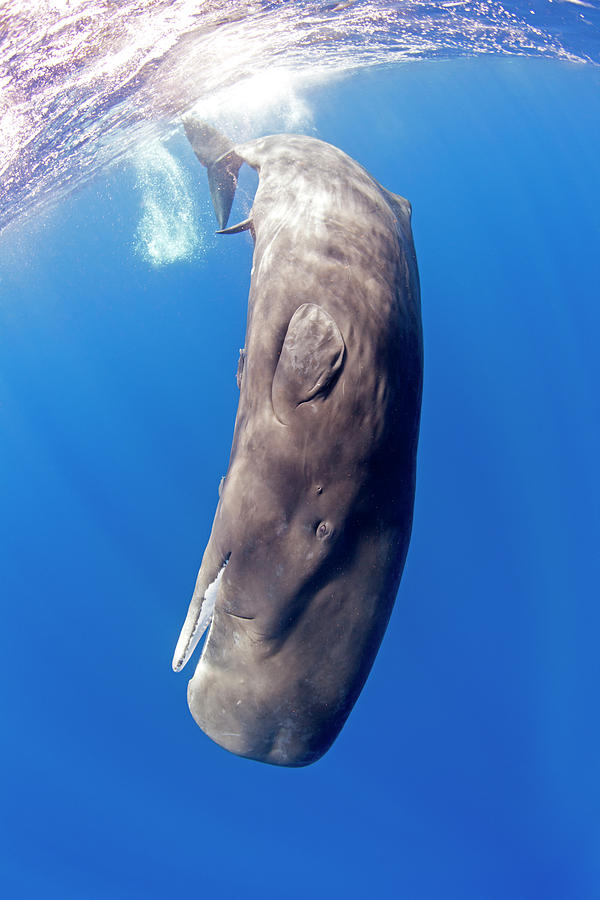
[173,121,423,767]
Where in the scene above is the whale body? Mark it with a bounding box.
[173,122,423,766]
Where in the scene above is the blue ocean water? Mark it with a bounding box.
[1,12,600,900]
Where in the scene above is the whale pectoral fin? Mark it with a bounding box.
[272,303,345,425]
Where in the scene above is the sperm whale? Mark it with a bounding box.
[173,121,423,766]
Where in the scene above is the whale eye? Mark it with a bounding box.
[316,521,333,540]
[272,303,345,425]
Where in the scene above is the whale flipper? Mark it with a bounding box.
[272,303,345,425]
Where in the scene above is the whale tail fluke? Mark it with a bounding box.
[182,118,242,230]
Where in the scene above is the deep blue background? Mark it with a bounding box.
[2,59,600,899]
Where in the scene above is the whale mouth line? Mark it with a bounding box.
[223,610,255,621]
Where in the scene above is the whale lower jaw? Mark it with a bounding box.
[172,554,230,673]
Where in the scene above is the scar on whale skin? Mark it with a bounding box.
[173,120,423,767]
